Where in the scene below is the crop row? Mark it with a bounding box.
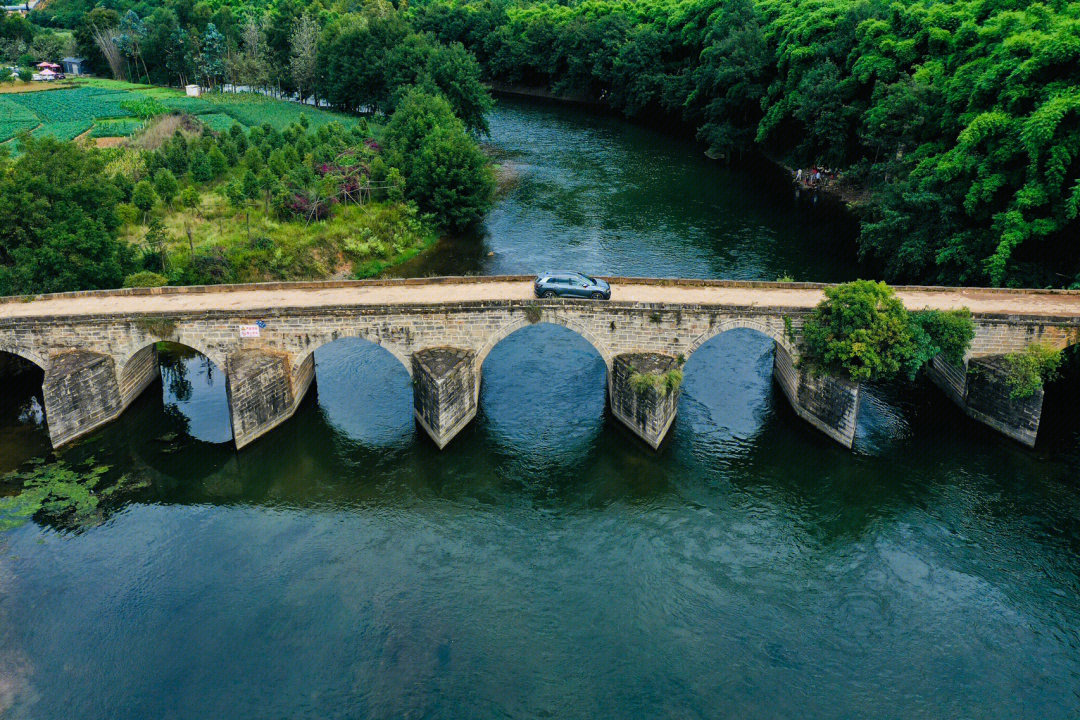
[33,120,93,141]
[7,87,133,123]
[0,96,39,142]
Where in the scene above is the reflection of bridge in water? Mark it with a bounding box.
[0,276,1078,451]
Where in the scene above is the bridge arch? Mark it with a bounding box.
[294,332,413,378]
[476,314,612,371]
[686,317,797,362]
[0,344,48,372]
[118,339,222,383]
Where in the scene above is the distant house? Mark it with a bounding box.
[185,84,201,97]
[61,58,84,76]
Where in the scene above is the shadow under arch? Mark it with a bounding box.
[0,348,50,470]
[477,322,609,461]
[307,335,415,448]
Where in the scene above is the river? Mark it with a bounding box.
[1,96,1079,719]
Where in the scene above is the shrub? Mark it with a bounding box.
[115,203,140,225]
[907,309,976,369]
[629,369,684,396]
[801,280,917,382]
[153,169,179,207]
[1000,344,1062,399]
[123,271,169,288]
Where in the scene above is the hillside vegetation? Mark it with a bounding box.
[0,6,498,296]
[7,0,1079,288]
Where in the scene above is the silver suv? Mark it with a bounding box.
[534,272,611,299]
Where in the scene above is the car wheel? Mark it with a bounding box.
[542,290,556,298]
[591,292,605,299]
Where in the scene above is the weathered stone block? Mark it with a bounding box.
[773,344,861,448]
[226,349,312,449]
[412,347,477,449]
[43,350,123,447]
[927,354,1043,447]
[118,344,159,408]
[610,352,681,450]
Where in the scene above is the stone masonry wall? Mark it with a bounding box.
[42,351,123,447]
[773,344,861,448]
[411,348,477,448]
[964,356,1043,446]
[610,352,682,449]
[226,349,310,449]
[925,353,1044,446]
[118,344,159,408]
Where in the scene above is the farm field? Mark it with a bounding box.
[0,79,361,144]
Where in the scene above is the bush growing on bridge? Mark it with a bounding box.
[1000,344,1062,400]
[800,280,974,383]
[629,368,684,396]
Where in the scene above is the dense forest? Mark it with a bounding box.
[406,0,1080,288]
[3,0,1080,288]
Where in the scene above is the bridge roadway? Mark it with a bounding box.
[1,276,1078,452]
[3,277,1080,319]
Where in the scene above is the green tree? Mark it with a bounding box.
[180,186,200,213]
[410,125,495,232]
[384,88,459,177]
[190,149,212,182]
[207,145,228,177]
[131,180,157,222]
[0,136,133,294]
[153,168,179,207]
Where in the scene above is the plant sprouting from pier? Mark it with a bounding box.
[1000,343,1062,399]
[630,368,684,396]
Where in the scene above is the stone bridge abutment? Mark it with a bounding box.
[0,277,1077,452]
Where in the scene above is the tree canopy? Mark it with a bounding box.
[0,137,133,295]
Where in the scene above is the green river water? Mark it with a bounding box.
[1,96,1079,719]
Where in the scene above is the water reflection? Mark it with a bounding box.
[158,343,232,445]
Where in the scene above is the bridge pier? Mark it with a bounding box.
[225,349,313,449]
[43,351,125,447]
[927,354,1043,446]
[610,352,682,449]
[773,344,862,448]
[412,347,478,449]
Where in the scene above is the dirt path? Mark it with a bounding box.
[3,279,1080,320]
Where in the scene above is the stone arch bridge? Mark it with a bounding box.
[1,276,1077,451]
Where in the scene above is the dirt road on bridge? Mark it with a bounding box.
[2,280,1080,319]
